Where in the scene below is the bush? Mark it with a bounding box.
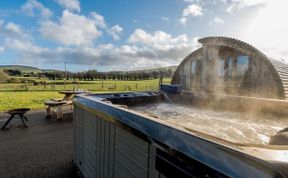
[0,71,8,83]
[6,77,22,83]
[20,79,35,83]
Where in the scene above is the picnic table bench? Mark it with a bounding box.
[1,108,30,130]
[44,90,88,119]
[44,100,67,119]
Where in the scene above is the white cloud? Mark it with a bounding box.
[5,22,22,33]
[0,46,4,53]
[22,0,53,18]
[128,29,191,49]
[133,19,139,23]
[4,39,50,66]
[0,20,30,40]
[128,29,200,62]
[5,39,46,54]
[239,0,288,62]
[55,0,80,13]
[225,0,267,13]
[39,10,102,46]
[209,16,224,26]
[179,4,203,26]
[184,0,201,3]
[90,12,107,29]
[179,17,188,25]
[6,29,200,70]
[182,4,203,17]
[161,16,170,22]
[107,25,123,40]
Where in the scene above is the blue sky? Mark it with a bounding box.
[0,0,287,71]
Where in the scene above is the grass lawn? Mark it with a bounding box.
[0,91,63,112]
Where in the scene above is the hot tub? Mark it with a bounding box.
[73,91,288,178]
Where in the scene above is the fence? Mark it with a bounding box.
[0,79,171,92]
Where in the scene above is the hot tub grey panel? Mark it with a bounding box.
[114,127,149,178]
[74,106,84,173]
[74,104,153,178]
[74,105,116,178]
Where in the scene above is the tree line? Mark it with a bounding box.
[2,69,174,81]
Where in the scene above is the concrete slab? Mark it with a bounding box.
[0,109,79,178]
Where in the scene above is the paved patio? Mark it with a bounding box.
[0,108,79,178]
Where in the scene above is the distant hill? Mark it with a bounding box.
[41,69,63,73]
[0,64,178,74]
[0,65,42,73]
[143,65,178,72]
[0,65,64,74]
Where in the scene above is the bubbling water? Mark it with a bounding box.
[131,103,288,145]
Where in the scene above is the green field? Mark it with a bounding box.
[0,78,171,112]
[0,92,62,112]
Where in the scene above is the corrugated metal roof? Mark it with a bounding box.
[269,58,288,99]
[198,36,268,58]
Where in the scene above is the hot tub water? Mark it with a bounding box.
[131,103,288,145]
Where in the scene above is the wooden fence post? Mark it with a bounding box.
[25,81,28,90]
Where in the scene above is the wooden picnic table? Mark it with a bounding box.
[58,90,88,101]
[44,90,89,119]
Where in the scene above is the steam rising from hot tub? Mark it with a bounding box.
[131,102,288,145]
